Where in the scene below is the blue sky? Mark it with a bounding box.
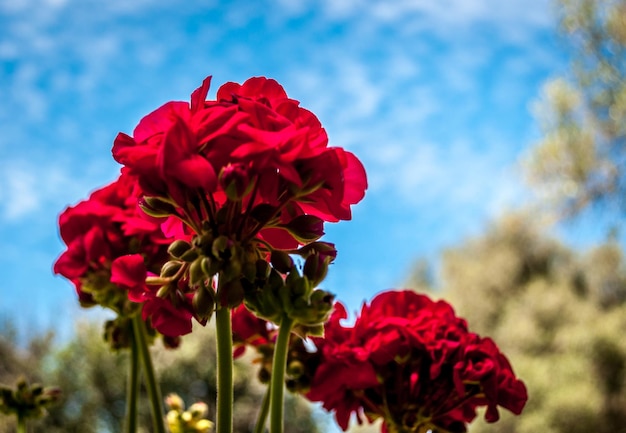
[0,0,571,340]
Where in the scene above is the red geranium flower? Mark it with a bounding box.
[304,290,528,432]
[54,170,169,308]
[113,75,367,250]
[54,170,199,337]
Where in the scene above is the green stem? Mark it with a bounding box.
[125,321,140,433]
[132,314,166,433]
[215,306,234,433]
[269,316,294,433]
[254,383,271,433]
[17,415,27,433]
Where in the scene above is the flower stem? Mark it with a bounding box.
[254,382,271,433]
[215,305,234,433]
[125,321,140,433]
[17,416,26,433]
[132,314,166,433]
[269,316,294,433]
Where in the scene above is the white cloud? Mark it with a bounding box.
[0,166,38,220]
[0,158,119,223]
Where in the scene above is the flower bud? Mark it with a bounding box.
[198,256,214,278]
[189,258,207,287]
[194,419,213,433]
[160,260,183,278]
[165,393,185,412]
[281,215,325,243]
[303,254,329,287]
[180,248,200,263]
[193,284,216,320]
[219,163,253,201]
[166,410,182,433]
[292,241,337,261]
[270,250,293,274]
[140,196,177,218]
[217,278,244,308]
[168,240,193,259]
[188,402,209,419]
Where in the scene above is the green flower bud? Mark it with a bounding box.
[270,250,294,274]
[201,256,220,278]
[156,285,171,298]
[217,278,244,308]
[281,215,325,244]
[160,260,183,278]
[211,235,231,259]
[303,253,329,287]
[193,285,216,320]
[140,196,177,218]
[168,240,193,259]
[222,256,242,282]
[180,248,200,263]
[189,258,207,287]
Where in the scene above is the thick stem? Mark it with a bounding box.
[17,416,27,433]
[132,314,166,433]
[125,322,140,433]
[215,306,234,433]
[269,316,294,433]
[254,383,271,433]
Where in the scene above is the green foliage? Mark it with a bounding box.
[526,0,626,218]
[407,213,626,433]
[0,320,320,433]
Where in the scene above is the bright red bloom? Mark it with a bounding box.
[54,171,198,337]
[54,170,169,308]
[305,290,528,432]
[112,76,367,250]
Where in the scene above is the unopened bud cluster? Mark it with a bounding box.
[158,207,337,329]
[0,376,61,421]
[243,242,336,330]
[165,393,213,433]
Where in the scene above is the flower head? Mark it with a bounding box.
[54,171,196,339]
[304,290,528,432]
[113,75,367,249]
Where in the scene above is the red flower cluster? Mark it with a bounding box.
[112,76,367,250]
[306,291,528,432]
[54,170,169,309]
[54,171,197,338]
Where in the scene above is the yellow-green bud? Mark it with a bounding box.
[165,393,185,412]
[189,258,206,287]
[160,260,182,278]
[168,240,193,259]
[180,248,200,263]
[140,196,177,218]
[193,285,216,320]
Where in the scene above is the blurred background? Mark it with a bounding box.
[1,0,625,431]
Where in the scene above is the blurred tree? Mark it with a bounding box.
[407,213,626,433]
[0,319,320,433]
[525,0,626,219]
